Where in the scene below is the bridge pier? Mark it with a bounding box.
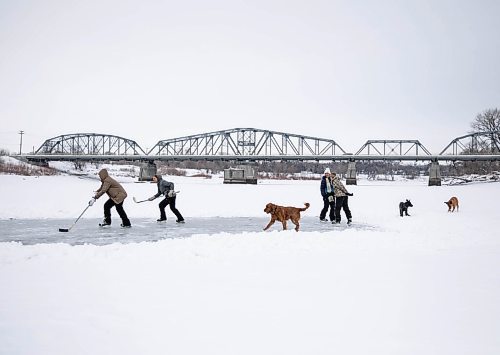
[428,161,441,186]
[346,161,357,185]
[139,162,157,181]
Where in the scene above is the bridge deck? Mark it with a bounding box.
[17,154,500,162]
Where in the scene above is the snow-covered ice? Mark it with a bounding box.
[0,165,499,355]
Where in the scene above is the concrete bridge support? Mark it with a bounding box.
[346,161,357,185]
[139,162,157,181]
[428,161,442,186]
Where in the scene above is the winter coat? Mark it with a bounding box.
[153,175,174,199]
[94,169,128,204]
[320,175,334,198]
[332,175,349,197]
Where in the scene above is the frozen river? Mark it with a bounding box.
[0,217,379,245]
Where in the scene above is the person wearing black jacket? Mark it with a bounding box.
[148,174,185,223]
[319,168,335,222]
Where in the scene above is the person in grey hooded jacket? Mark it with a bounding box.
[149,174,185,223]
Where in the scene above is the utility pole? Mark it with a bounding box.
[19,130,24,155]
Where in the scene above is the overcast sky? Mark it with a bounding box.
[1,0,499,154]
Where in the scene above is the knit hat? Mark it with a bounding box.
[324,168,331,174]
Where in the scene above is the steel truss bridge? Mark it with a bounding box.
[18,129,500,162]
[35,133,146,156]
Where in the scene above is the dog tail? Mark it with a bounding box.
[300,202,310,211]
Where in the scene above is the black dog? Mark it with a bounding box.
[399,199,413,217]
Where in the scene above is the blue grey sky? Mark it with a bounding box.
[1,0,499,154]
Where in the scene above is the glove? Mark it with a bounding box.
[88,198,95,206]
[148,196,155,201]
[167,190,176,198]
[347,193,354,197]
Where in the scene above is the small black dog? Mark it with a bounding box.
[399,199,413,217]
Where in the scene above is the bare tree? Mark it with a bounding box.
[471,108,500,132]
[470,108,500,153]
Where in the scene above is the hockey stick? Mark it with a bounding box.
[59,204,91,232]
[133,191,180,203]
[133,197,150,203]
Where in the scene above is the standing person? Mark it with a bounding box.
[319,168,335,222]
[91,168,131,228]
[149,174,185,223]
[331,172,353,225]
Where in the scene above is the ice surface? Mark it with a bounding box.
[0,217,379,245]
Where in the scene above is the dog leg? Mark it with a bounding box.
[281,220,287,230]
[291,218,300,232]
[264,218,276,231]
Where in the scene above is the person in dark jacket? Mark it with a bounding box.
[91,168,131,227]
[319,168,335,222]
[149,174,185,223]
[331,172,353,225]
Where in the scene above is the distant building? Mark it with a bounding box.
[223,165,257,184]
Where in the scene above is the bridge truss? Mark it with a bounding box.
[148,128,346,157]
[35,133,146,155]
[25,129,500,163]
[440,131,500,155]
[355,140,432,157]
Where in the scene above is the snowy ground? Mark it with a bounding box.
[0,165,499,355]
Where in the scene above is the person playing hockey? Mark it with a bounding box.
[149,174,185,223]
[90,168,131,228]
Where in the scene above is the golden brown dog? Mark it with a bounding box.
[263,202,310,231]
[445,196,459,212]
